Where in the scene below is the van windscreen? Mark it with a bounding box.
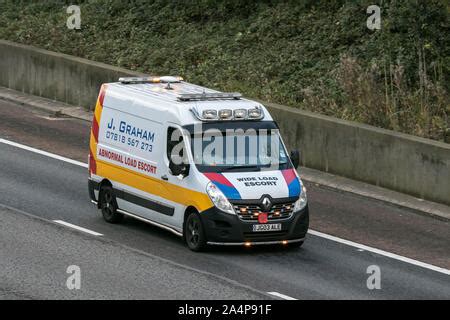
[182,121,292,173]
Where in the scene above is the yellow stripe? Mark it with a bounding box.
[96,160,213,212]
[94,100,103,121]
[89,138,98,159]
[90,91,104,161]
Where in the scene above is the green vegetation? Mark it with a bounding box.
[0,0,448,141]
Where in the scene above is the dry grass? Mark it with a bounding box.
[301,54,449,142]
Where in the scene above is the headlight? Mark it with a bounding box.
[206,182,235,215]
[294,184,308,212]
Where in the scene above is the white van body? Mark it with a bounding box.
[88,76,309,251]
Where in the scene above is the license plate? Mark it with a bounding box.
[252,223,282,232]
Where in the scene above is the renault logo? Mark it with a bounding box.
[261,197,272,212]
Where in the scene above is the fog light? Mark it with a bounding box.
[244,242,251,247]
[219,109,232,119]
[248,107,262,119]
[282,240,288,245]
[233,109,247,119]
[202,109,218,120]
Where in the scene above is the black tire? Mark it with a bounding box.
[184,212,207,252]
[99,185,123,223]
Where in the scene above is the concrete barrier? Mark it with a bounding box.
[1,40,449,205]
[266,102,450,205]
[0,40,144,109]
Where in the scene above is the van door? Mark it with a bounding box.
[152,124,192,230]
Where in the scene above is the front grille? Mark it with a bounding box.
[243,231,289,241]
[233,201,295,221]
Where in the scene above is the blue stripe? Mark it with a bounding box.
[213,182,242,200]
[288,178,301,198]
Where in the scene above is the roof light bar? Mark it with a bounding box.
[119,76,183,84]
[178,92,242,101]
[119,77,158,84]
[160,76,184,83]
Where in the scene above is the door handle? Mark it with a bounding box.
[161,175,169,181]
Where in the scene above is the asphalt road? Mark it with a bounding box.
[0,99,449,299]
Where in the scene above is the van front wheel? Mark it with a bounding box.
[185,212,207,252]
[99,186,123,223]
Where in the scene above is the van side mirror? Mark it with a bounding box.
[290,150,300,169]
[169,160,190,177]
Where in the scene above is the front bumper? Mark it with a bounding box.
[200,205,309,245]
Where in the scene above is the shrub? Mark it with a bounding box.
[0,0,448,141]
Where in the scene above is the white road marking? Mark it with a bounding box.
[53,220,103,236]
[38,116,72,121]
[0,138,88,168]
[308,230,450,276]
[1,138,450,276]
[267,292,297,300]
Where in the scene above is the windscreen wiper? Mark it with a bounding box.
[220,165,260,172]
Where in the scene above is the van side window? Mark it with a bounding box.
[167,127,184,162]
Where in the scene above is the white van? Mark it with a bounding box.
[88,76,309,251]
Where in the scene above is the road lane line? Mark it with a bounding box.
[2,138,450,276]
[267,292,297,300]
[0,138,87,168]
[308,230,450,276]
[53,220,103,236]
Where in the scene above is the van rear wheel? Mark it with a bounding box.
[99,186,123,223]
[185,212,207,252]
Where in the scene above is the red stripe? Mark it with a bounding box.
[92,117,99,142]
[89,149,97,175]
[99,85,106,106]
[281,169,296,185]
[203,172,234,187]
